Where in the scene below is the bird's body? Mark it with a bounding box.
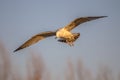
[14,16,107,52]
[56,28,73,38]
[56,28,79,46]
[58,32,80,46]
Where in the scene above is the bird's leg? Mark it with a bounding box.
[68,42,74,46]
[66,39,74,46]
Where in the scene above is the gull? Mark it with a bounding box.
[14,16,107,52]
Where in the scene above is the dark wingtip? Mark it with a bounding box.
[92,16,108,19]
[88,16,108,21]
[100,16,108,18]
[13,47,22,52]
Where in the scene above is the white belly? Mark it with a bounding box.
[56,28,73,39]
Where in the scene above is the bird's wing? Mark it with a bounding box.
[64,16,107,31]
[14,31,56,52]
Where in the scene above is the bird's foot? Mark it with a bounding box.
[68,42,74,46]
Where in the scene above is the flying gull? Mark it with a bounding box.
[14,16,107,52]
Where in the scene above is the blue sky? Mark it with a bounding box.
[0,0,120,77]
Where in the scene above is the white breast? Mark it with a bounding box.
[56,28,73,38]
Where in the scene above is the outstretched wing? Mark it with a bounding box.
[64,16,107,31]
[14,31,56,52]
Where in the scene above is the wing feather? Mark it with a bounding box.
[14,31,56,52]
[64,16,107,31]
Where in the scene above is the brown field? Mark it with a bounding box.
[0,42,119,80]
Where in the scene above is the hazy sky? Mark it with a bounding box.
[0,0,120,78]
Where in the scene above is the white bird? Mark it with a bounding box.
[14,16,107,52]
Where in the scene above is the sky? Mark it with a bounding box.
[0,0,120,78]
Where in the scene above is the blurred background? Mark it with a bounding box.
[0,0,120,80]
